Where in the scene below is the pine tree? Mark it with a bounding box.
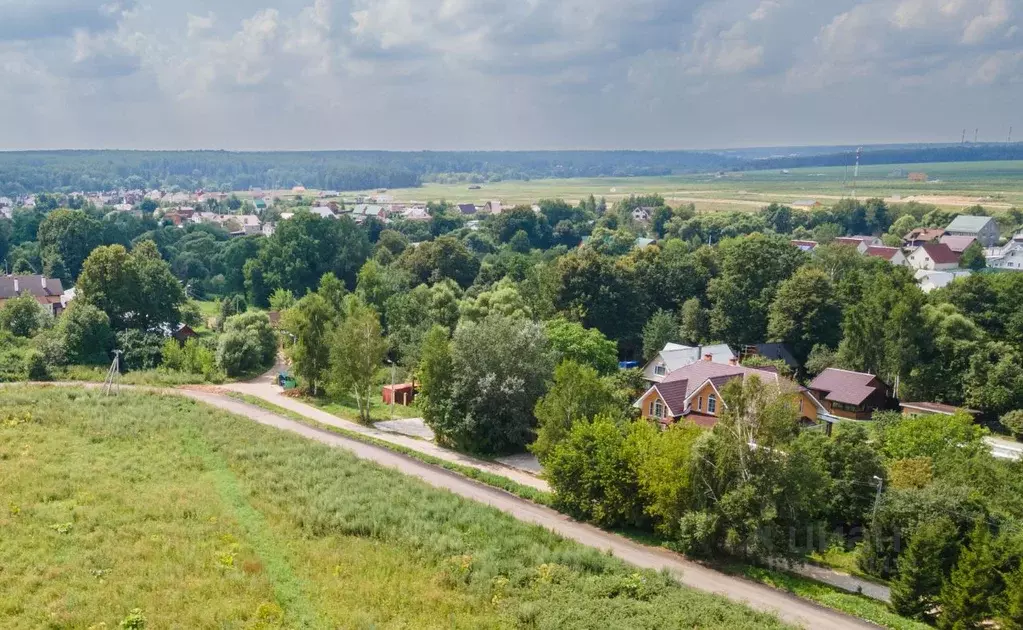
[1002,562,1023,630]
[890,517,957,622]
[938,521,998,630]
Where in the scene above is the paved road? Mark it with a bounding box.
[222,370,550,492]
[172,388,875,630]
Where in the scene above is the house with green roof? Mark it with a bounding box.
[945,215,999,247]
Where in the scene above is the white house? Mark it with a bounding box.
[906,243,960,271]
[915,269,971,293]
[642,343,737,383]
[864,246,908,266]
[986,232,1023,271]
[946,215,1000,248]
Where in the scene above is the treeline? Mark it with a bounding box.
[0,150,739,196]
[756,142,1023,170]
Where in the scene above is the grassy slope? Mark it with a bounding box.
[0,387,792,630]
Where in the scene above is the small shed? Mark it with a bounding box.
[172,324,198,345]
[382,383,417,406]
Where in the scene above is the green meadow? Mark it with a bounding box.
[0,387,791,629]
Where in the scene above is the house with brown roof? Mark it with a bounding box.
[903,227,945,248]
[790,239,818,252]
[807,368,889,422]
[864,246,907,266]
[635,356,825,429]
[0,275,65,316]
[835,236,883,254]
[906,242,960,271]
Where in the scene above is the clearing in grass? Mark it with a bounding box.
[0,387,792,629]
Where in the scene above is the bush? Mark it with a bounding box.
[52,302,114,364]
[216,312,276,377]
[115,330,165,371]
[162,337,221,380]
[1001,410,1023,439]
[23,349,50,381]
[0,294,48,337]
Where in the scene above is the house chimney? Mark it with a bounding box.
[41,276,47,291]
[728,358,738,366]
[703,353,713,362]
[13,278,19,293]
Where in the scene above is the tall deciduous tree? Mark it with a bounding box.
[544,318,619,374]
[282,293,334,395]
[707,234,805,345]
[327,296,387,423]
[77,241,184,331]
[37,209,102,283]
[532,360,619,464]
[642,309,680,361]
[421,313,554,454]
[768,266,842,363]
[679,297,709,345]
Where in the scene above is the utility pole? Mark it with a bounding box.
[104,350,122,396]
[871,475,884,527]
[962,129,966,144]
[975,128,979,143]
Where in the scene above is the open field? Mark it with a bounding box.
[302,160,1023,212]
[0,387,793,629]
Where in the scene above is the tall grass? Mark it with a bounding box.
[0,387,792,629]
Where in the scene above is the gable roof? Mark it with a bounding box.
[946,215,994,233]
[915,242,960,265]
[938,235,977,254]
[808,368,885,406]
[0,275,64,300]
[747,343,800,369]
[652,343,736,374]
[655,361,784,412]
[864,246,902,260]
[903,227,945,242]
[790,239,818,251]
[457,203,477,215]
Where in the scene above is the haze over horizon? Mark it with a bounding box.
[1,0,1020,152]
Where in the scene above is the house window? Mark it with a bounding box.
[648,401,655,416]
[698,396,703,411]
[654,364,666,376]
[799,397,804,413]
[653,399,665,419]
[708,395,717,414]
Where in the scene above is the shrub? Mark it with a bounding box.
[115,330,165,371]
[217,332,265,378]
[0,294,48,337]
[23,350,49,381]
[1001,410,1023,440]
[52,302,114,364]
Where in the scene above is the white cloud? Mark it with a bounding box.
[0,0,1020,150]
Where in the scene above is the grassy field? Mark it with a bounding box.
[326,160,1023,212]
[0,387,793,629]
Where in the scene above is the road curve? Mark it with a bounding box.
[172,389,877,630]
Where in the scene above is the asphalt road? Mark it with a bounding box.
[172,388,878,630]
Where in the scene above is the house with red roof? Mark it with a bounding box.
[906,242,960,271]
[807,368,890,422]
[635,356,825,429]
[864,246,907,266]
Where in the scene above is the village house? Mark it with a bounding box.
[903,227,946,248]
[945,215,1000,248]
[938,235,977,255]
[906,242,960,271]
[0,275,66,317]
[635,358,824,429]
[915,269,971,293]
[835,236,883,254]
[642,343,736,383]
[457,203,477,216]
[483,201,503,215]
[736,343,801,372]
[864,246,908,266]
[985,232,1023,271]
[807,368,889,422]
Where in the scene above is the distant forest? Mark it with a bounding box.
[1,144,1022,195]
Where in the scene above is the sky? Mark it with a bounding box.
[0,0,1020,151]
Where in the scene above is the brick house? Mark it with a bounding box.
[635,357,824,429]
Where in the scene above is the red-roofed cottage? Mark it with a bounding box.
[906,243,960,271]
[864,246,907,266]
